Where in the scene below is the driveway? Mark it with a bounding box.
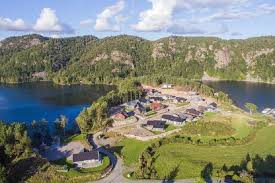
[41,141,84,161]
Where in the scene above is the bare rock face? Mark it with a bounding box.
[0,36,44,50]
[214,47,231,68]
[93,53,109,62]
[111,50,134,68]
[152,38,179,60]
[209,45,214,51]
[168,37,177,54]
[152,42,167,60]
[30,38,42,47]
[185,47,207,62]
[185,50,193,62]
[92,50,134,68]
[32,71,47,79]
[195,47,207,61]
[242,48,274,65]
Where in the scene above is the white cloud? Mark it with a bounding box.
[258,4,275,14]
[132,0,177,32]
[176,0,249,10]
[199,11,256,22]
[94,0,125,32]
[80,19,94,27]
[199,3,275,23]
[132,0,242,33]
[0,17,29,31]
[132,0,275,36]
[33,8,74,33]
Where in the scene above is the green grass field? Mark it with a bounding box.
[64,133,86,143]
[153,126,275,179]
[116,138,151,167]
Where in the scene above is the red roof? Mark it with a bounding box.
[112,112,127,119]
[151,102,163,111]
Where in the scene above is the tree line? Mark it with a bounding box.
[1,34,275,85]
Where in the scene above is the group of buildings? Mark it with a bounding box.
[110,87,218,132]
[110,96,167,121]
[144,102,218,131]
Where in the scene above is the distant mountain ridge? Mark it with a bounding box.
[0,34,274,84]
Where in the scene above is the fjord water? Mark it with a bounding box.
[204,81,275,111]
[0,82,113,125]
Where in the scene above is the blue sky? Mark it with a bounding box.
[1,0,275,40]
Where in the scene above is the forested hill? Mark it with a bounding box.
[0,34,275,84]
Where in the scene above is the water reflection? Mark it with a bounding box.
[0,82,115,124]
[204,81,275,110]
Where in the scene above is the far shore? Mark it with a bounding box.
[1,77,275,86]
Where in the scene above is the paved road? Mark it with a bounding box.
[90,105,199,183]
[94,154,195,183]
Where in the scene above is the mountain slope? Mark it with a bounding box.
[0,34,274,84]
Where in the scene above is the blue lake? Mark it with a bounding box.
[204,81,275,111]
[0,82,113,125]
[0,81,274,126]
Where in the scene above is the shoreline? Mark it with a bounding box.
[1,78,275,86]
[200,78,275,85]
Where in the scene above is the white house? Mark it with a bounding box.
[73,150,102,168]
[161,83,173,89]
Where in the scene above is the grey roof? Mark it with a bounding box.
[162,114,184,123]
[209,102,217,108]
[139,98,150,103]
[73,150,99,162]
[186,108,202,116]
[147,120,166,128]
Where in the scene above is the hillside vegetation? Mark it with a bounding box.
[1,34,275,84]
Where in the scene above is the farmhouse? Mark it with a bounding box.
[162,114,185,126]
[73,150,102,168]
[146,120,166,131]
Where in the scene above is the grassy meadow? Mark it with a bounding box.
[154,126,275,179]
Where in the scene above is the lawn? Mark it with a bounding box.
[64,133,86,144]
[145,110,157,117]
[115,138,151,167]
[29,156,110,183]
[63,133,91,148]
[153,126,275,179]
[201,111,254,138]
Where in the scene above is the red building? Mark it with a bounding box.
[150,102,163,111]
[112,112,128,120]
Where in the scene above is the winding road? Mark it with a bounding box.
[91,132,195,183]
